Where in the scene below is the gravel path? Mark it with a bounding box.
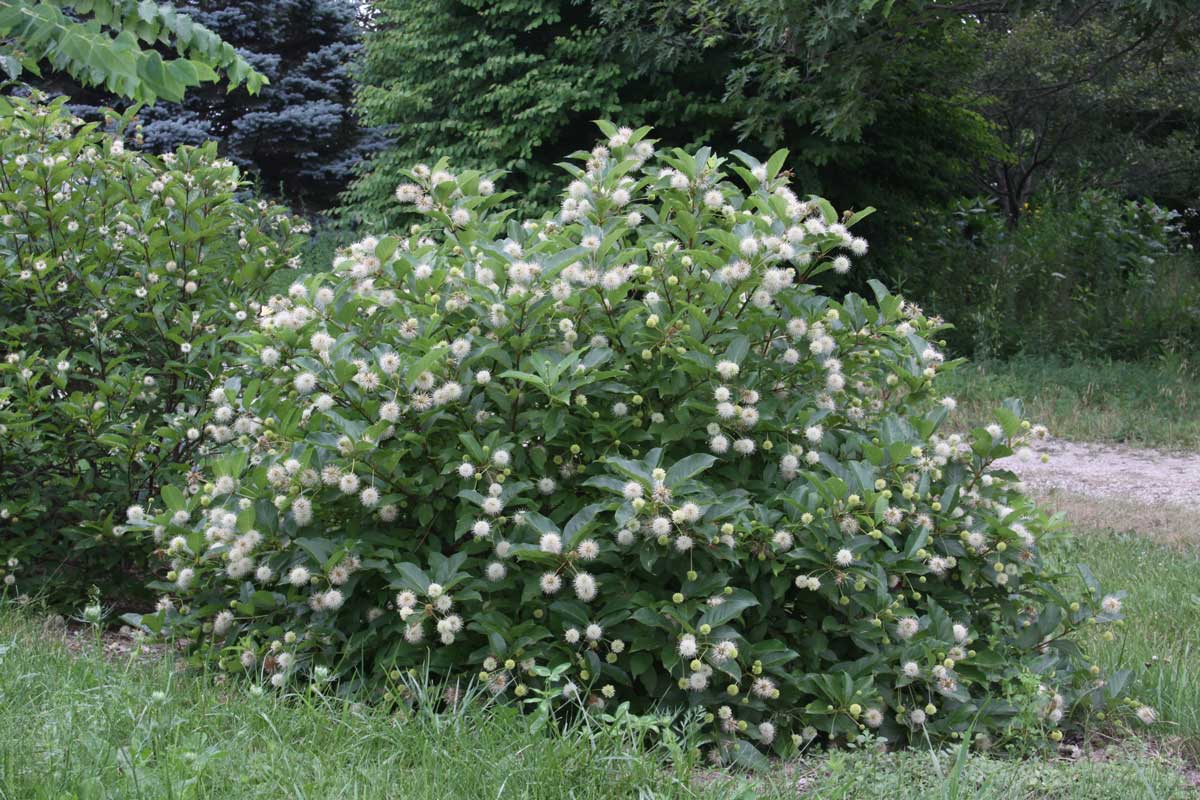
[996,440,1200,508]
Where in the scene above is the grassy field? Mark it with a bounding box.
[941,355,1200,449]
[3,519,1198,799]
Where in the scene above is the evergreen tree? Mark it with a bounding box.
[344,0,634,226]
[32,0,379,211]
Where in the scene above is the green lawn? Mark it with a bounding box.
[3,525,1198,800]
[940,356,1200,449]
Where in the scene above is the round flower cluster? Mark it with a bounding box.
[131,124,1131,759]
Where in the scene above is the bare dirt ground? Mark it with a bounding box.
[996,440,1200,545]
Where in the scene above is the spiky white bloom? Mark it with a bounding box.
[678,634,698,658]
[540,573,563,594]
[287,566,311,587]
[896,617,920,640]
[294,372,317,394]
[539,533,563,555]
[835,548,853,567]
[574,572,597,602]
[715,360,740,380]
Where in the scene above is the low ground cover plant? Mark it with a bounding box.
[127,125,1138,764]
[0,95,304,602]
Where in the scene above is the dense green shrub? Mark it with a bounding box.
[881,191,1200,359]
[0,96,305,602]
[129,126,1137,761]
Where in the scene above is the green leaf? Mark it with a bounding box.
[698,589,759,629]
[665,454,717,487]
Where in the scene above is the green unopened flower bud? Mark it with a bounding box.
[672,592,684,604]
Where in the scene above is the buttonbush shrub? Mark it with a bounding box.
[128,125,1132,762]
[0,96,305,603]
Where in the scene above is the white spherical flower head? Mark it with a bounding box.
[573,572,597,602]
[715,360,740,380]
[539,573,563,594]
[576,539,599,560]
[622,481,643,501]
[457,462,475,479]
[952,623,969,643]
[896,617,920,640]
[287,566,310,587]
[485,562,507,581]
[677,634,698,658]
[472,520,492,539]
[481,496,503,515]
[294,372,317,394]
[539,532,563,555]
[902,660,920,678]
[322,589,345,611]
[584,623,603,641]
[491,450,511,468]
[834,548,853,567]
[426,583,444,599]
[1101,595,1122,614]
[564,627,581,644]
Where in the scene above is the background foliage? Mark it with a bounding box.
[348,0,1200,360]
[16,0,380,211]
